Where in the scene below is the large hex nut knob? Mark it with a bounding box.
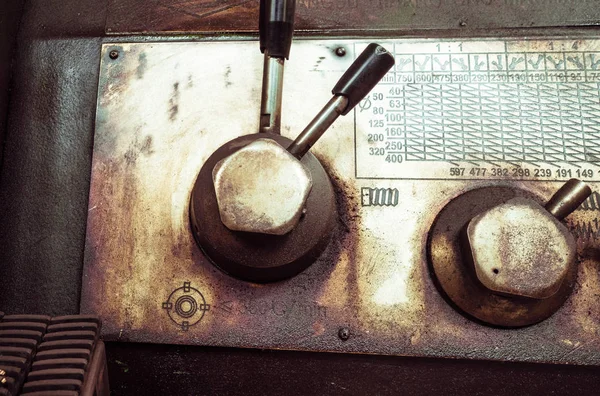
[212,138,313,236]
[466,197,576,300]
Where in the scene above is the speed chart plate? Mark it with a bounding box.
[355,39,600,181]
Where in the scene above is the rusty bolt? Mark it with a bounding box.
[338,327,350,341]
[212,138,313,236]
[109,50,119,60]
[335,47,346,57]
[466,179,591,300]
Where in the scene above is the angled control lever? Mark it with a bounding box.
[213,43,395,236]
[190,1,395,282]
[288,43,395,158]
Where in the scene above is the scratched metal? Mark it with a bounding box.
[106,0,600,35]
[83,39,600,365]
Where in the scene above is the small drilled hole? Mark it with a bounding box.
[493,269,499,274]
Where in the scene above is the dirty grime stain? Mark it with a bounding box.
[136,52,148,79]
[169,82,180,121]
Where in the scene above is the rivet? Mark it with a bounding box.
[335,47,347,57]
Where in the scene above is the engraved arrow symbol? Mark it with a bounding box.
[527,55,545,70]
[567,56,584,70]
[414,56,431,71]
[590,54,600,70]
[396,58,412,71]
[452,58,468,71]
[473,55,486,71]
[491,55,504,70]
[434,57,450,71]
[509,56,525,70]
[546,55,565,70]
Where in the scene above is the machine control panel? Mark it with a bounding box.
[82,36,600,365]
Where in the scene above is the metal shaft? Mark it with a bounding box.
[287,95,349,159]
[545,178,592,220]
[259,55,285,134]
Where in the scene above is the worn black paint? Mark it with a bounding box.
[106,343,600,396]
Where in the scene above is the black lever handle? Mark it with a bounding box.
[332,43,395,115]
[287,44,395,159]
[259,0,296,59]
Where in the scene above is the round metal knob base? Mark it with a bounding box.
[427,186,578,328]
[190,133,336,283]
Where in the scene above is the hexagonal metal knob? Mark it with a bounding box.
[212,138,313,236]
[466,197,576,300]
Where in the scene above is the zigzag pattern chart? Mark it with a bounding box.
[389,82,600,166]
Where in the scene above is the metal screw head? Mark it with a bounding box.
[335,47,346,57]
[212,138,313,236]
[109,50,119,60]
[338,327,350,341]
[466,197,576,300]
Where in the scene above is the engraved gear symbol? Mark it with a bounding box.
[162,282,210,331]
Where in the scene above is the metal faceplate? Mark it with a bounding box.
[83,38,600,365]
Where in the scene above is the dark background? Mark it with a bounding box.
[1,0,600,394]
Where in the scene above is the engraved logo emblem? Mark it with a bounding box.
[162,282,210,331]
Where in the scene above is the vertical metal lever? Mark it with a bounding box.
[258,0,296,135]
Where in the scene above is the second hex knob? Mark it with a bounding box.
[428,180,592,327]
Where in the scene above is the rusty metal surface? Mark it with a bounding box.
[82,39,600,365]
[429,187,579,327]
[467,197,575,300]
[105,0,600,35]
